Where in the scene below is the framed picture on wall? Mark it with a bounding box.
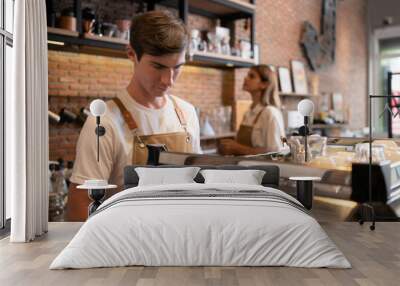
[318,92,330,112]
[332,92,344,122]
[291,60,308,94]
[278,67,293,93]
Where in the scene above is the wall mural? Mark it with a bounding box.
[301,0,336,71]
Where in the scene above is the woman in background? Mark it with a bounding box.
[218,64,285,155]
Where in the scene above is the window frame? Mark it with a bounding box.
[0,29,4,231]
[0,0,13,232]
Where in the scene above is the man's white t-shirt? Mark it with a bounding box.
[70,90,202,186]
[241,104,285,152]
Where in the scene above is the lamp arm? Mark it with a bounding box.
[96,116,100,162]
[304,116,309,125]
[304,116,309,162]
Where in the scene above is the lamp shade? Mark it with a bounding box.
[297,99,314,117]
[90,99,107,117]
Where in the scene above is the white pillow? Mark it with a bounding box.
[135,167,201,186]
[200,169,266,185]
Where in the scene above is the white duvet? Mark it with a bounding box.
[50,183,351,269]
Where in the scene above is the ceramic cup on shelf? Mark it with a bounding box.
[58,7,77,31]
[59,16,77,31]
[189,29,201,54]
[115,19,131,40]
[102,23,118,37]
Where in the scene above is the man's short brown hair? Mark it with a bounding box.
[130,10,188,60]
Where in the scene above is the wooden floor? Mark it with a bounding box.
[1,222,399,286]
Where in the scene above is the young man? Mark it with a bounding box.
[67,10,201,221]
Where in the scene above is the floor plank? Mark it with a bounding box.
[0,222,399,286]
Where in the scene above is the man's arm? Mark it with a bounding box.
[65,183,90,222]
[69,115,116,185]
[66,115,116,221]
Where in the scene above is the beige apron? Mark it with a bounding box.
[236,108,265,147]
[112,96,194,164]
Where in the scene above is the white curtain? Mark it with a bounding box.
[8,0,49,242]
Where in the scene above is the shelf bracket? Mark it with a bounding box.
[178,0,188,24]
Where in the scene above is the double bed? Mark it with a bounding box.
[50,165,350,269]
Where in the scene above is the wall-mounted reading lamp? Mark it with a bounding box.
[297,99,314,162]
[89,99,107,162]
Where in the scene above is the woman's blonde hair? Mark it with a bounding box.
[251,65,281,109]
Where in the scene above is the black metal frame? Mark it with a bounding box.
[0,218,10,239]
[178,0,188,24]
[174,0,256,65]
[365,90,400,230]
[47,32,127,51]
[0,0,4,231]
[190,53,254,68]
[1,0,13,233]
[387,72,400,138]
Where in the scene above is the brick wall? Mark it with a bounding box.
[48,52,133,161]
[48,0,368,161]
[234,0,367,130]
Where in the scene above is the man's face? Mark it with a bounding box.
[133,51,186,98]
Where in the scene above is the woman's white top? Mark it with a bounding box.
[241,104,285,152]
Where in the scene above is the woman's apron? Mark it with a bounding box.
[236,108,264,147]
[112,96,194,164]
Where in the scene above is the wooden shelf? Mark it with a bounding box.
[200,131,236,141]
[83,33,129,45]
[47,27,254,67]
[280,92,319,98]
[312,123,347,129]
[47,27,128,56]
[190,51,255,68]
[157,0,255,19]
[47,27,79,38]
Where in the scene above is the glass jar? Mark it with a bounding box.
[355,143,386,163]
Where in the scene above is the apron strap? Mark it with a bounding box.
[169,96,188,128]
[112,97,137,130]
[252,107,265,126]
[236,107,266,147]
